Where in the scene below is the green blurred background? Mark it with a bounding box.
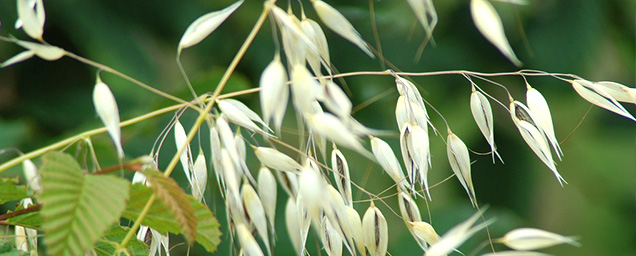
[0,0,634,255]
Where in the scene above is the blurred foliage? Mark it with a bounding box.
[0,0,634,255]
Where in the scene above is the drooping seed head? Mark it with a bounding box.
[470,0,522,66]
[446,129,476,207]
[331,147,352,206]
[178,0,243,52]
[501,227,580,251]
[361,202,388,256]
[312,0,374,58]
[93,77,124,159]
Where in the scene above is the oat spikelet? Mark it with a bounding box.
[307,112,372,158]
[93,76,124,159]
[174,120,193,185]
[192,150,207,202]
[285,198,302,255]
[409,221,440,252]
[322,81,353,119]
[321,216,344,256]
[312,0,374,58]
[0,50,35,68]
[17,0,45,40]
[218,99,273,136]
[15,40,64,61]
[361,202,388,256]
[510,101,565,185]
[22,159,41,193]
[345,206,366,256]
[259,54,289,133]
[253,146,302,174]
[370,136,410,192]
[236,223,265,256]
[257,166,277,233]
[408,124,432,199]
[571,79,636,121]
[178,0,243,52]
[595,81,636,104]
[501,228,580,250]
[241,183,271,256]
[406,0,437,42]
[426,210,491,256]
[526,83,562,159]
[447,129,477,207]
[15,198,37,252]
[470,0,522,66]
[331,147,353,206]
[470,87,502,163]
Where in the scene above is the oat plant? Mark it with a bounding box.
[0,0,633,256]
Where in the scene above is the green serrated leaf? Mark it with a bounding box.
[0,178,28,204]
[39,152,130,256]
[0,239,29,256]
[123,184,222,253]
[93,225,149,256]
[141,169,197,244]
[6,212,42,230]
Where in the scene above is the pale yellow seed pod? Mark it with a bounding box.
[241,183,271,255]
[22,159,41,193]
[93,77,124,159]
[236,223,265,256]
[409,221,440,251]
[427,210,489,256]
[17,0,44,40]
[345,206,366,256]
[285,198,302,255]
[510,101,565,185]
[300,17,330,67]
[331,147,352,206]
[370,136,409,192]
[298,164,324,221]
[407,124,431,199]
[257,166,277,232]
[470,0,522,66]
[312,0,374,58]
[320,217,343,256]
[526,84,562,159]
[307,112,370,158]
[501,228,580,251]
[174,120,194,185]
[218,99,271,135]
[15,40,64,61]
[595,81,636,104]
[253,146,302,174]
[361,202,388,256]
[259,54,289,133]
[322,81,352,119]
[406,0,437,42]
[323,186,356,255]
[178,0,243,52]
[192,150,207,202]
[398,192,422,227]
[291,64,321,116]
[447,129,476,207]
[572,79,635,121]
[470,87,501,163]
[0,50,35,68]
